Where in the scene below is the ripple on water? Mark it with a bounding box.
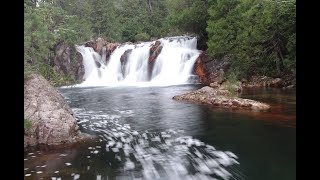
[24,109,243,180]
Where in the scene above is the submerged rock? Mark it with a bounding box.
[173,86,270,110]
[24,74,91,147]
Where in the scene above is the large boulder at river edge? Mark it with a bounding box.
[24,74,90,147]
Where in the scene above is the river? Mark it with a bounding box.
[24,85,295,180]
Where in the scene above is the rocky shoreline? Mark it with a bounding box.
[193,51,296,89]
[173,86,270,111]
[24,74,93,148]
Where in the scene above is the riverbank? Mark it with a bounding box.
[24,73,93,148]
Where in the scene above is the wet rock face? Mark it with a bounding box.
[84,38,118,64]
[105,43,118,63]
[173,86,270,110]
[24,74,89,147]
[120,49,133,76]
[193,51,231,85]
[53,43,85,81]
[85,38,107,55]
[148,41,163,80]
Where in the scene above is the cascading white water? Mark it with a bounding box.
[75,36,201,87]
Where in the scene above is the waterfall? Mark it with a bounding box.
[75,36,201,87]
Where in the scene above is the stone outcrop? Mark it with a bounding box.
[84,38,118,64]
[241,75,296,88]
[120,49,133,76]
[173,86,270,110]
[24,74,91,147]
[85,38,107,55]
[148,41,163,80]
[105,43,118,63]
[193,51,295,89]
[52,43,85,81]
[193,51,231,85]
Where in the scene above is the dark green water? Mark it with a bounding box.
[24,85,295,180]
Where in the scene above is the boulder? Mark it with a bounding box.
[24,74,90,147]
[148,41,163,80]
[120,49,133,76]
[105,43,118,63]
[95,37,106,54]
[193,51,231,85]
[85,38,107,55]
[268,78,284,88]
[53,42,85,81]
[209,82,220,88]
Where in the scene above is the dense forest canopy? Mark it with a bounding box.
[24,0,296,84]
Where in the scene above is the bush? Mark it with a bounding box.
[225,71,240,96]
[134,32,150,42]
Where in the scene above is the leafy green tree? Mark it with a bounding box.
[207,0,296,77]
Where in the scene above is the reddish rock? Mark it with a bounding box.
[85,38,107,54]
[148,41,163,80]
[105,43,118,63]
[95,38,106,54]
[193,51,231,85]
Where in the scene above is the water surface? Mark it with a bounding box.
[24,85,295,180]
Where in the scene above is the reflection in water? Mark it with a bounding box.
[24,85,242,180]
[24,86,296,180]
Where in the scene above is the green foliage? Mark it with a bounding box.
[24,0,295,85]
[224,70,240,96]
[207,0,296,77]
[134,33,151,42]
[24,119,32,130]
[24,0,93,85]
[165,0,209,48]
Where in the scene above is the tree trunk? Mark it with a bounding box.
[147,0,153,13]
[276,46,284,76]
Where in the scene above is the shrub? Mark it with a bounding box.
[225,71,240,96]
[134,32,151,42]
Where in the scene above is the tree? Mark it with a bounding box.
[206,0,296,77]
